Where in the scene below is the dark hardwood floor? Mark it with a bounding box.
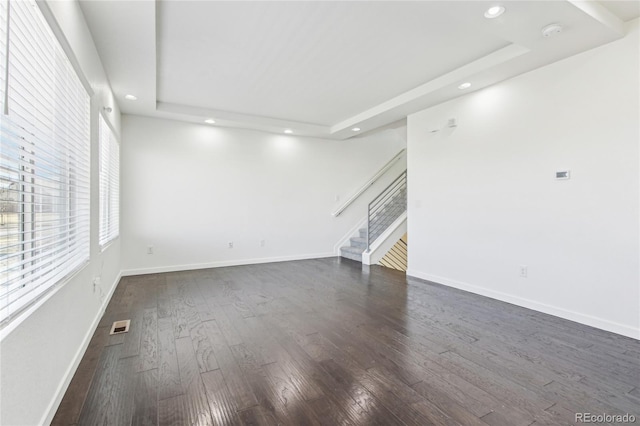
[52,258,639,425]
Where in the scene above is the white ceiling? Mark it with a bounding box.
[157,1,508,126]
[600,0,640,21]
[79,0,638,139]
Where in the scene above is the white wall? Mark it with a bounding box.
[121,115,406,274]
[407,20,639,339]
[0,2,122,425]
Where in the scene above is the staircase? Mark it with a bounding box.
[340,228,368,262]
[368,186,407,243]
[340,170,407,265]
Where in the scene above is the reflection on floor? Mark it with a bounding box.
[53,257,639,425]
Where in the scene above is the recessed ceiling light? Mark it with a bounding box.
[352,127,361,132]
[284,129,293,134]
[458,82,472,90]
[484,5,505,19]
[204,119,215,124]
[124,94,137,101]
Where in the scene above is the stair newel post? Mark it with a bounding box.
[367,199,372,252]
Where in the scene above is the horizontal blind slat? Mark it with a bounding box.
[98,116,119,247]
[0,0,91,324]
[2,240,89,285]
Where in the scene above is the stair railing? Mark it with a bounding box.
[367,170,407,252]
[332,149,406,217]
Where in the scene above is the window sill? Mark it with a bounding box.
[0,259,90,342]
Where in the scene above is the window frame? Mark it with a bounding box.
[0,0,92,327]
[98,112,120,249]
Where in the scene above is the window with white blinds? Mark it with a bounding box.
[98,115,119,247]
[0,0,91,324]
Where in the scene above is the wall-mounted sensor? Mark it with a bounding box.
[556,170,570,180]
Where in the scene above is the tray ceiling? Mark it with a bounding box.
[79,0,638,139]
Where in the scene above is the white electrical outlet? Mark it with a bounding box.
[519,265,528,278]
[260,240,265,247]
[228,241,234,249]
[147,245,154,255]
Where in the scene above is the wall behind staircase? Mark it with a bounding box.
[121,115,406,274]
[407,21,639,339]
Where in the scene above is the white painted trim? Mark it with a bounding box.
[122,252,336,277]
[0,260,90,342]
[40,270,122,426]
[362,213,407,265]
[156,102,329,137]
[406,269,640,340]
[331,44,530,134]
[37,1,94,97]
[567,0,625,35]
[333,217,367,255]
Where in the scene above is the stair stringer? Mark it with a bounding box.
[362,212,407,266]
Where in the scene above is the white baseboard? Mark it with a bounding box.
[40,271,122,426]
[406,269,640,340]
[122,252,336,276]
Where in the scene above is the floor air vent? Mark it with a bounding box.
[110,319,131,335]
